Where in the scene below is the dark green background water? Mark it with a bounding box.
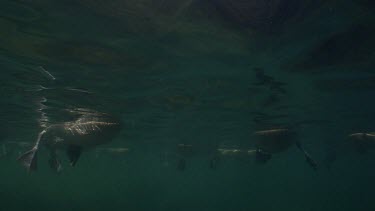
[1,0,375,210]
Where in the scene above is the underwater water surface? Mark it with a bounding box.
[1,0,375,210]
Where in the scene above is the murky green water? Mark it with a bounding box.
[1,0,375,210]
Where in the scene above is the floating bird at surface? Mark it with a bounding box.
[254,128,318,170]
[324,132,375,168]
[209,148,258,169]
[97,147,129,154]
[176,144,193,171]
[17,114,121,173]
[347,132,375,153]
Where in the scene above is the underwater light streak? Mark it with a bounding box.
[37,66,56,80]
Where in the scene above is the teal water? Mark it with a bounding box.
[1,0,375,210]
